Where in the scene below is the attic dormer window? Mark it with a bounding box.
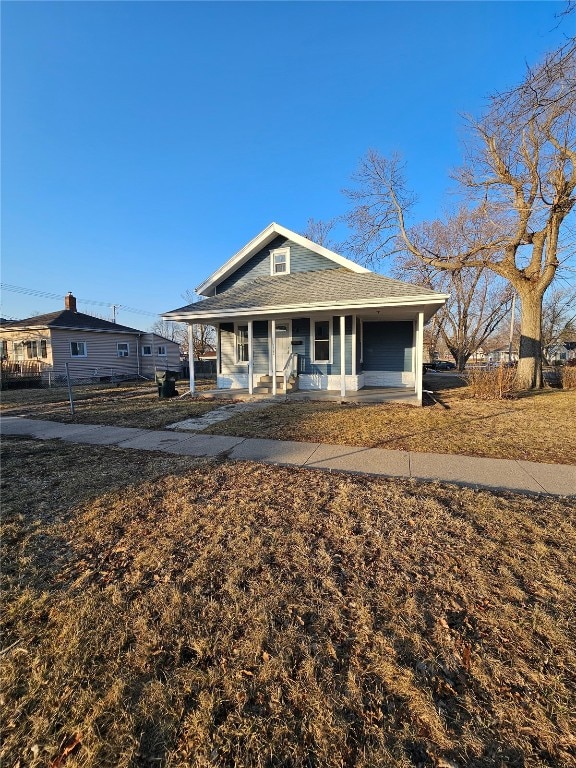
[270,247,290,275]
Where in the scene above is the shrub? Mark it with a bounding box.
[465,364,517,399]
[561,364,576,389]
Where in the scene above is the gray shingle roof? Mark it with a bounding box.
[166,269,443,317]
[0,310,141,334]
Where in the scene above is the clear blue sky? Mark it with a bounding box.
[1,1,572,330]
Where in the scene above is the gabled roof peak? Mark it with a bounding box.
[196,222,370,296]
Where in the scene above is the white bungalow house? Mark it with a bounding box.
[163,223,449,404]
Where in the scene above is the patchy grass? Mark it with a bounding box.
[2,437,576,768]
[203,389,576,465]
[0,380,221,429]
[2,378,575,464]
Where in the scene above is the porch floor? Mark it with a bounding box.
[192,386,421,406]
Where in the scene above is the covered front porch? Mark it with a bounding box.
[187,310,426,404]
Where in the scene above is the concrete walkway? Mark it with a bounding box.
[166,399,277,431]
[2,416,575,497]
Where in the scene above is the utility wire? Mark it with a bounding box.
[0,283,160,317]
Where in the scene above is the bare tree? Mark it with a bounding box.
[150,315,216,360]
[345,40,576,389]
[301,217,340,249]
[395,220,514,370]
[178,291,217,359]
[149,319,186,343]
[541,287,576,361]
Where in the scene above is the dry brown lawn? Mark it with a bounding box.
[203,389,576,465]
[2,437,575,768]
[2,380,575,464]
[0,381,221,430]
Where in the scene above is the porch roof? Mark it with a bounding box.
[165,269,448,323]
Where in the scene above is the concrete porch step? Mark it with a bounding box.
[253,385,297,394]
[258,375,289,384]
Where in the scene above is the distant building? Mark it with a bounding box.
[0,292,180,384]
[487,347,518,365]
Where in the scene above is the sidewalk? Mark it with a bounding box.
[2,416,575,497]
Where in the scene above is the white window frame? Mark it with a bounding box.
[270,246,290,275]
[142,344,152,356]
[157,345,167,356]
[25,340,39,359]
[70,341,87,358]
[311,318,332,364]
[14,342,25,361]
[40,339,48,358]
[117,342,130,358]
[235,323,249,364]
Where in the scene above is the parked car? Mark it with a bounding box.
[426,360,457,371]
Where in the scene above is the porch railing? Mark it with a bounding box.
[282,352,299,393]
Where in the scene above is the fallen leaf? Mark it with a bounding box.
[262,651,271,663]
[49,733,82,768]
[240,669,254,677]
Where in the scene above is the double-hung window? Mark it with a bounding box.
[70,341,87,357]
[117,342,130,357]
[25,340,39,359]
[40,340,48,358]
[313,320,331,362]
[270,247,290,275]
[236,325,249,363]
[157,345,167,356]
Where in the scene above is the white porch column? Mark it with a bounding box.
[216,323,221,376]
[271,319,277,396]
[248,320,254,395]
[415,311,424,403]
[351,314,357,377]
[188,323,195,395]
[340,315,346,398]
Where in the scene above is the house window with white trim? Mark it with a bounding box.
[117,342,130,357]
[236,324,249,363]
[313,320,331,362]
[270,247,290,275]
[70,341,87,357]
[25,340,39,359]
[0,341,7,359]
[40,340,48,358]
[142,345,152,356]
[157,345,167,356]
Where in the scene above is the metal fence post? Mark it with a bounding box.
[65,363,75,415]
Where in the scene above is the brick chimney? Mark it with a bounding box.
[65,292,77,313]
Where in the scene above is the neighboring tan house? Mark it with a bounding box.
[164,222,449,404]
[0,293,180,383]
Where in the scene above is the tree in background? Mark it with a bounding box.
[301,217,340,249]
[393,209,514,369]
[344,40,576,389]
[541,287,576,361]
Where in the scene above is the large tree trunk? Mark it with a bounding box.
[516,290,544,390]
